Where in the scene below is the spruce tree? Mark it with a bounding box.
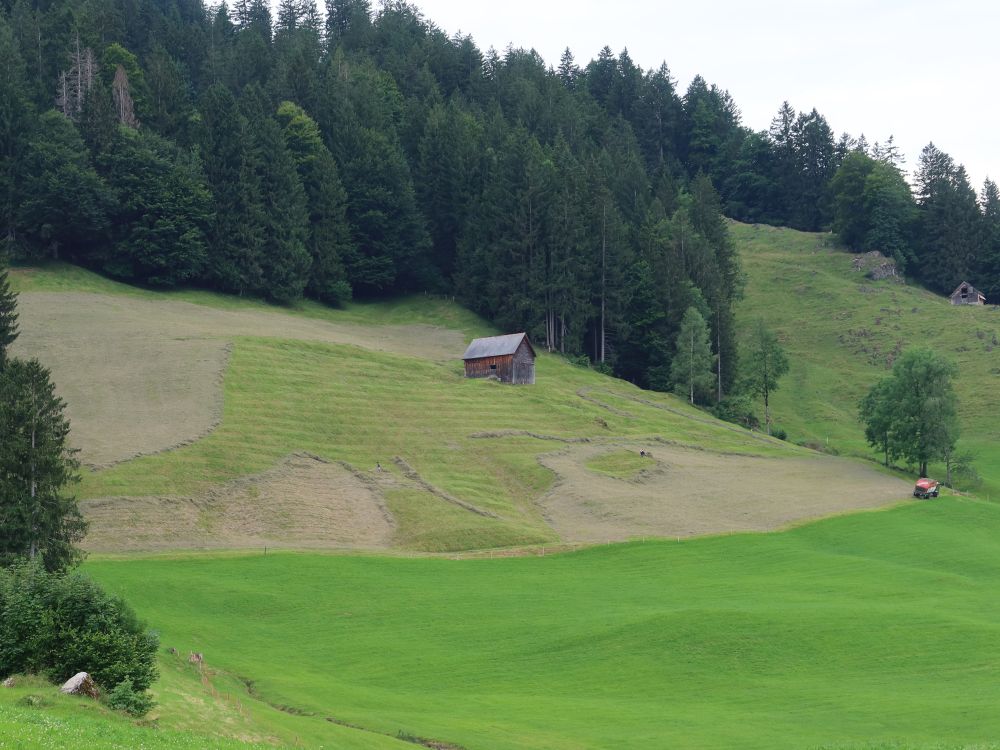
[241,86,311,303]
[199,83,265,296]
[0,357,85,572]
[0,265,18,368]
[277,101,353,305]
[979,179,1000,296]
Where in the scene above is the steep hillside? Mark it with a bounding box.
[734,221,1000,495]
[9,264,909,554]
[8,256,1000,749]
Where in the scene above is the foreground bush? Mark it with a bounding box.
[0,562,158,700]
[106,677,156,716]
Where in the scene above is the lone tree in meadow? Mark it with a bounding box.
[859,347,959,478]
[743,320,789,435]
[670,306,714,405]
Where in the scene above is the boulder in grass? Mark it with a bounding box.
[60,672,100,699]
[1,677,15,688]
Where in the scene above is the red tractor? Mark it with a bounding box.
[913,478,940,499]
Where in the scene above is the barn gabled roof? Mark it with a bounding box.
[462,333,535,360]
[950,281,985,298]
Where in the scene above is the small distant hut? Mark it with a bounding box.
[950,281,986,305]
[462,333,536,384]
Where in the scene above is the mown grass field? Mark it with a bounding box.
[85,497,1000,750]
[11,264,805,552]
[583,448,651,480]
[733,222,1000,495]
[8,226,1000,749]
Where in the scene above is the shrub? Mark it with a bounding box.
[773,427,788,441]
[106,677,155,717]
[799,440,840,456]
[0,561,158,696]
[592,361,614,376]
[712,394,759,430]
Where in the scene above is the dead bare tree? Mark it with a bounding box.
[54,35,96,120]
[112,64,139,129]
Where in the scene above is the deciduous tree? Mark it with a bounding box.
[860,347,959,478]
[670,306,714,404]
[743,320,789,435]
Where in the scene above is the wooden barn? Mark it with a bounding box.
[950,281,986,305]
[462,333,536,384]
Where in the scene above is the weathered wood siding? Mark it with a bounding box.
[464,341,535,384]
[951,284,986,305]
[464,354,514,381]
[511,339,535,384]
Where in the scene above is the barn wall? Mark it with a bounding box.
[512,340,535,384]
[951,286,985,305]
[464,355,514,381]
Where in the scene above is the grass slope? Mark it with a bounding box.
[87,497,1000,750]
[733,222,1000,495]
[0,677,273,749]
[10,264,799,552]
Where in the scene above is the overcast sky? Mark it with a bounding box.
[408,0,999,190]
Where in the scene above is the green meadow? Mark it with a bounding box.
[7,223,1000,748]
[734,221,1000,494]
[0,677,273,749]
[85,497,1000,750]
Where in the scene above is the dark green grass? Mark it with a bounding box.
[734,222,1000,495]
[88,498,1000,750]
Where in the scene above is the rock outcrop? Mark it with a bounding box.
[60,672,100,698]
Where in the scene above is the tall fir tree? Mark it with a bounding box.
[0,357,85,572]
[276,100,353,305]
[0,265,18,368]
[240,86,311,303]
[198,83,265,295]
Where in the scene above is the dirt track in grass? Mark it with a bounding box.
[81,453,396,552]
[14,292,466,467]
[536,444,914,542]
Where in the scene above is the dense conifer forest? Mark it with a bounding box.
[2,0,998,394]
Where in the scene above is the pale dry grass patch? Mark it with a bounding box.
[537,443,913,542]
[15,291,466,467]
